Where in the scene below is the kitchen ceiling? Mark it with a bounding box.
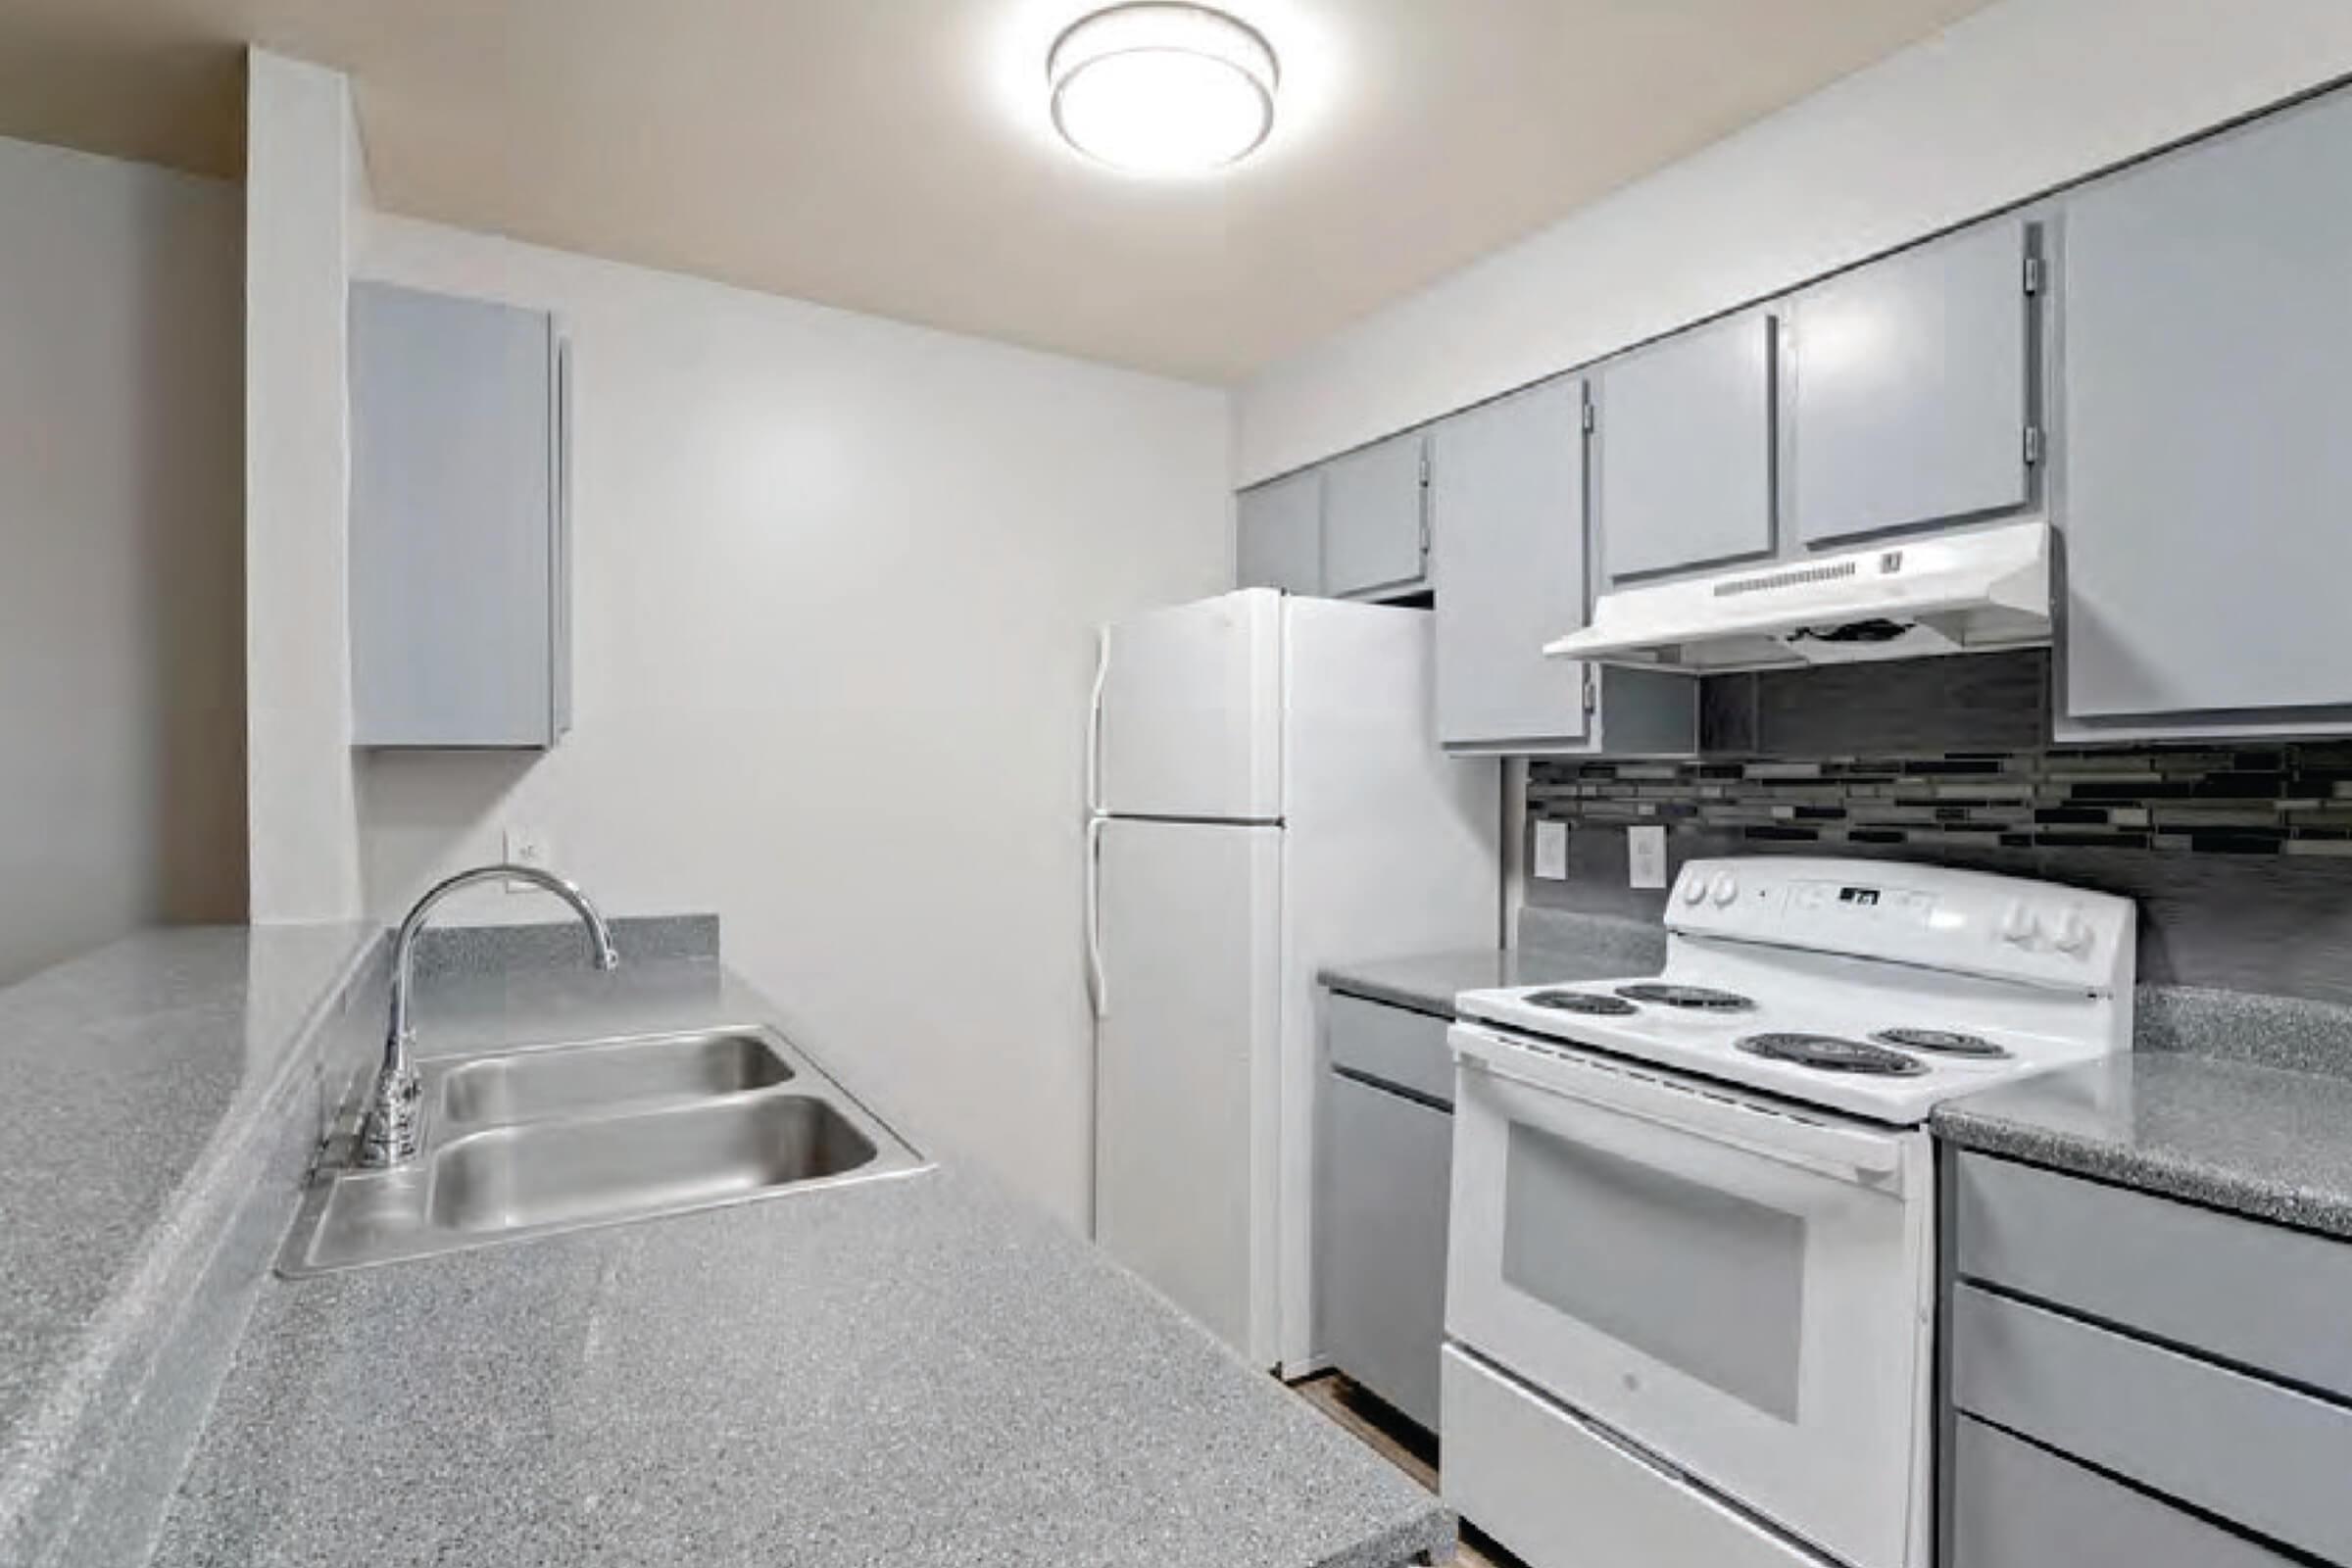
[0,0,1994,382]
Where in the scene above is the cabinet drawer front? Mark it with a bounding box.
[1956,1152,2352,1400]
[1324,1074,1451,1430]
[1951,1416,2291,1568]
[1443,1346,1829,1568]
[1326,991,1454,1105]
[1951,1285,2352,1562]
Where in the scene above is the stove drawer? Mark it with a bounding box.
[1441,1345,1831,1568]
[1950,1417,2292,1568]
[1955,1152,2352,1401]
[1951,1285,2352,1563]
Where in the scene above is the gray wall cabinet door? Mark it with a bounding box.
[1321,431,1428,600]
[2062,91,2352,725]
[1790,218,2034,547]
[1596,312,1776,583]
[1323,1067,1450,1431]
[350,281,566,749]
[1430,380,1590,749]
[1236,471,1322,594]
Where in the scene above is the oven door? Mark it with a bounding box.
[1446,1023,1933,1568]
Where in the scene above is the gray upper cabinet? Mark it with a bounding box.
[1430,381,1588,750]
[350,281,570,749]
[1595,312,1777,583]
[1790,218,2035,548]
[1236,470,1323,595]
[1321,431,1429,600]
[2060,91,2352,733]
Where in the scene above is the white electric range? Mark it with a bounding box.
[1440,858,2135,1568]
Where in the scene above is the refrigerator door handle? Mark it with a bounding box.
[1085,627,1109,816]
[1084,815,1107,1018]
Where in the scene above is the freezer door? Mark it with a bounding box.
[1094,816,1283,1366]
[1099,590,1283,822]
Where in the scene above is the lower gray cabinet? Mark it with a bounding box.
[1950,1417,2290,1568]
[1323,993,1452,1431]
[1946,1152,2352,1564]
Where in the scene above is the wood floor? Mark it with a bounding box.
[1289,1374,1517,1568]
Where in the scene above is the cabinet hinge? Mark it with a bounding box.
[1581,401,1596,435]
[1583,667,1598,714]
[2022,255,2044,297]
[2023,424,2044,466]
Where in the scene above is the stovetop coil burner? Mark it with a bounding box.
[1738,1032,1929,1076]
[1872,1027,2009,1059]
[1614,983,1756,1013]
[1525,990,1640,1016]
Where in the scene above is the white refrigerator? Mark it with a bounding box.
[1086,589,1499,1375]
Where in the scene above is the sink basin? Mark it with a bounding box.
[431,1094,876,1235]
[281,1025,925,1275]
[439,1030,793,1127]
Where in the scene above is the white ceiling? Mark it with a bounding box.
[0,0,1995,381]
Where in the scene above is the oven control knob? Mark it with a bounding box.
[1998,900,2041,947]
[1709,871,1739,907]
[2052,907,2094,956]
[1680,873,1707,906]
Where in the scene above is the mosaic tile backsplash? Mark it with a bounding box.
[1529,743,2352,858]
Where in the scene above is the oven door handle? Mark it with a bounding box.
[1455,1033,1908,1192]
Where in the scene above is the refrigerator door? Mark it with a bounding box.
[1099,590,1283,822]
[1094,815,1283,1367]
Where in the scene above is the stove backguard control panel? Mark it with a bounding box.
[1666,858,2136,996]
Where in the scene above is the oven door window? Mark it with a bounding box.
[1503,1120,1804,1421]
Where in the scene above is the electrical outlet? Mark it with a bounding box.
[1533,820,1569,881]
[502,826,552,892]
[1628,825,1668,890]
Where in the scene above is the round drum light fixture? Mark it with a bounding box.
[1048,4,1279,175]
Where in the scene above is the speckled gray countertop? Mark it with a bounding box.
[1319,909,1666,1017]
[144,960,1451,1568]
[0,923,375,1554]
[1936,986,2352,1239]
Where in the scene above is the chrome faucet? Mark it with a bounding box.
[356,863,620,1168]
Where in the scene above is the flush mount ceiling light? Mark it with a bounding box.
[1048,4,1279,175]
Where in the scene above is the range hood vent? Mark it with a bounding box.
[1545,519,2052,672]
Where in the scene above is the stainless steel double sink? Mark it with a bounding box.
[281,1026,926,1275]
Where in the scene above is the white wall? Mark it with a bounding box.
[1238,0,2352,482]
[0,137,246,985]
[244,49,368,922]
[350,215,1231,1228]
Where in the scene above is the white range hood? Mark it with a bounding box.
[1545,519,2052,672]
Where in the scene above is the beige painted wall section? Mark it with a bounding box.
[349,214,1232,1228]
[244,48,367,922]
[1237,0,2352,483]
[0,136,246,985]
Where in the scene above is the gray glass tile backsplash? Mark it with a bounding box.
[1523,652,2352,1005]
[1530,745,2352,858]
